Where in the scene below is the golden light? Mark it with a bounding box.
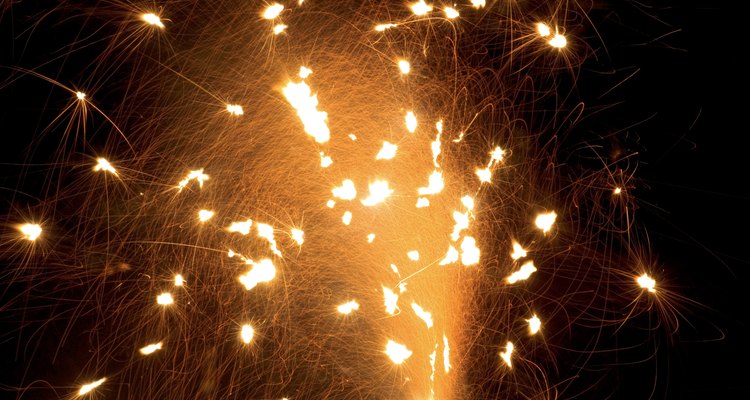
[416,197,430,208]
[227,219,253,235]
[499,341,514,367]
[460,236,480,266]
[139,342,163,355]
[341,211,352,225]
[637,273,656,293]
[383,286,399,314]
[376,141,398,160]
[367,233,376,243]
[536,22,551,37]
[443,335,451,372]
[444,7,459,19]
[385,340,412,364]
[471,0,486,8]
[549,33,567,48]
[256,222,282,257]
[491,146,505,162]
[75,91,86,100]
[527,315,542,335]
[613,187,623,195]
[418,170,444,195]
[291,228,304,245]
[320,152,333,168]
[282,80,330,143]
[177,169,209,191]
[93,157,117,175]
[240,324,254,344]
[326,200,336,208]
[262,3,284,20]
[374,23,397,31]
[238,259,276,290]
[337,300,360,315]
[535,211,557,233]
[450,210,470,241]
[142,13,164,28]
[226,103,244,116]
[510,241,528,260]
[299,66,313,78]
[174,274,184,286]
[360,180,393,206]
[407,250,420,261]
[273,24,287,35]
[506,261,537,284]
[411,303,433,328]
[476,167,492,183]
[19,223,42,241]
[78,377,106,396]
[439,245,459,265]
[156,292,174,305]
[405,111,417,133]
[197,209,214,222]
[410,1,433,16]
[461,195,475,210]
[398,59,411,74]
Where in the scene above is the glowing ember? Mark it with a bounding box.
[499,341,514,367]
[385,340,412,364]
[637,273,657,293]
[142,13,164,28]
[139,342,163,355]
[156,293,174,305]
[19,223,42,241]
[535,211,557,233]
[337,300,360,314]
[240,324,254,344]
[506,261,537,284]
[78,377,106,396]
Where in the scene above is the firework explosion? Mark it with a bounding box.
[0,1,696,399]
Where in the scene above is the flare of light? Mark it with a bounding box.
[390,264,400,274]
[256,222,282,257]
[282,80,330,143]
[360,180,393,206]
[476,167,491,183]
[376,141,398,160]
[19,223,42,241]
[418,170,444,195]
[78,377,106,396]
[291,228,304,245]
[506,261,537,284]
[385,340,412,364]
[318,152,332,167]
[75,91,86,100]
[262,3,284,19]
[527,315,542,335]
[142,13,164,28]
[450,211,470,241]
[198,209,214,222]
[93,157,117,176]
[491,146,505,162]
[416,197,430,208]
[411,303,433,328]
[536,22,551,37]
[299,66,312,78]
[374,23,397,31]
[443,335,451,372]
[431,130,442,167]
[273,24,287,34]
[383,286,399,314]
[405,111,417,133]
[241,324,254,344]
[637,273,656,293]
[332,179,357,200]
[429,348,437,393]
[238,259,276,290]
[342,211,352,225]
[367,233,376,243]
[499,341,514,367]
[174,274,184,286]
[326,200,336,208]
[535,211,557,233]
[337,300,360,314]
[399,282,407,293]
[613,187,623,195]
[439,245,459,265]
[348,133,357,140]
[549,33,567,48]
[156,292,174,305]
[139,342,163,355]
[407,250,420,261]
[227,219,253,235]
[471,0,486,8]
[510,241,527,260]
[226,104,244,116]
[460,236,480,266]
[444,7,459,19]
[177,169,209,191]
[410,1,433,16]
[398,59,411,74]
[461,195,475,210]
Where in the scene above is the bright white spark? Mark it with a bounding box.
[198,209,214,222]
[320,152,333,168]
[375,23,397,31]
[411,303,433,328]
[613,187,623,195]
[348,133,357,141]
[139,342,163,355]
[460,236,480,266]
[93,158,117,176]
[291,228,304,245]
[299,66,313,79]
[238,259,276,290]
[491,146,505,162]
[450,211,470,241]
[418,170,444,195]
[342,211,352,225]
[637,273,656,293]
[156,292,173,305]
[226,104,244,116]
[273,24,287,34]
[407,250,420,261]
[536,22,551,37]
[431,129,442,167]
[361,180,393,206]
[78,377,106,396]
[444,7,459,19]
[283,80,330,143]
[142,13,164,28]
[443,335,451,372]
[385,340,412,364]
[416,197,430,208]
[256,222,282,257]
[439,245,459,266]
[476,167,492,183]
[390,264,400,274]
[527,315,542,335]
[471,0,486,8]
[398,59,411,74]
[405,111,418,133]
[174,274,184,286]
[410,1,433,16]
[535,211,557,233]
[510,241,527,260]
[383,287,399,314]
[337,300,360,315]
[367,233,376,243]
[499,341,514,367]
[19,223,42,241]
[75,91,86,100]
[549,33,567,48]
[461,195,475,210]
[506,261,537,284]
[326,199,336,208]
[241,324,254,344]
[227,219,253,235]
[177,169,209,191]
[262,3,284,19]
[376,141,398,160]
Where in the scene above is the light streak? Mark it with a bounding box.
[510,241,528,260]
[177,169,209,191]
[383,286,399,315]
[241,324,254,344]
[142,13,164,28]
[405,111,417,133]
[374,23,397,31]
[411,303,433,328]
[337,300,360,314]
[637,273,657,292]
[262,3,284,20]
[18,223,42,241]
[385,340,412,364]
[376,141,398,160]
[283,80,330,143]
[499,341,514,367]
[443,335,451,373]
[535,211,557,233]
[227,219,252,235]
[156,293,174,305]
[360,180,393,206]
[506,261,537,284]
[139,342,163,355]
[78,378,106,396]
[256,222,282,257]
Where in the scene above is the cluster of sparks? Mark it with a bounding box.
[1,1,675,399]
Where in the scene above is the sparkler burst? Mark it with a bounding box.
[0,1,706,399]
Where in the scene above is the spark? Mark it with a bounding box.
[19,223,42,241]
[376,141,398,160]
[348,133,357,140]
[443,335,451,372]
[360,180,393,206]
[510,241,527,260]
[156,293,174,305]
[337,300,360,315]
[460,236,480,266]
[142,13,164,28]
[411,303,433,328]
[439,245,459,265]
[374,23,397,31]
[410,1,433,16]
[320,153,333,167]
[291,228,304,245]
[407,250,420,261]
[93,157,117,176]
[227,219,253,235]
[383,286,399,314]
[491,146,505,162]
[461,195,475,210]
[367,233,375,243]
[342,211,352,225]
[75,91,86,100]
[241,324,254,344]
[385,340,412,364]
[431,129,442,167]
[416,197,430,208]
[282,80,330,143]
[273,24,287,35]
[613,187,623,195]
[499,341,514,367]
[398,59,411,74]
[476,167,492,183]
[197,209,214,222]
[256,222,282,257]
[471,0,486,8]
[527,314,542,335]
[637,273,656,293]
[177,169,209,191]
[326,200,336,208]
[535,211,557,233]
[536,22,551,37]
[299,66,313,79]
[506,261,537,284]
[226,103,244,116]
[549,33,567,48]
[405,111,418,133]
[444,7,459,19]
[174,274,184,286]
[139,342,163,355]
[238,259,276,290]
[390,264,400,274]
[450,210,470,241]
[78,378,106,396]
[262,3,284,19]
[418,170,444,195]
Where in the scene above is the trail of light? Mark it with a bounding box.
[499,341,514,367]
[282,80,330,143]
[256,222,282,257]
[411,303,434,328]
[385,340,412,364]
[177,169,209,191]
[139,342,163,355]
[506,261,537,284]
[78,377,106,396]
[374,23,397,31]
[443,335,451,372]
